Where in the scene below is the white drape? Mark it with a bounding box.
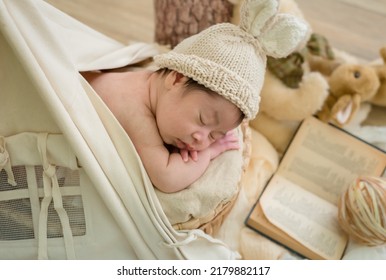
[0,0,237,259]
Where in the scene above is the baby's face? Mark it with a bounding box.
[156,87,242,151]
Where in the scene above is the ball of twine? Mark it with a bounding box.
[338,176,386,246]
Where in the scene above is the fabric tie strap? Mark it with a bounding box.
[37,133,76,260]
[0,136,17,186]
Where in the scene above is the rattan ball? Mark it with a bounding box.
[338,176,386,246]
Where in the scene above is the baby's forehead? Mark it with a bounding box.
[200,95,244,123]
[182,83,217,99]
[180,82,243,117]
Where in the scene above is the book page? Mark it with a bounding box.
[279,117,386,204]
[260,175,348,260]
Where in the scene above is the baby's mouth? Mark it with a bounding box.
[175,138,187,149]
[176,139,195,151]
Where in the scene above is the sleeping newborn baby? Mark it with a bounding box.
[82,68,242,193]
[82,0,308,193]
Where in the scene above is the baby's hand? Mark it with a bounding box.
[208,130,240,160]
[180,149,198,162]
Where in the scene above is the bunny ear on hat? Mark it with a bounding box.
[259,13,309,57]
[239,0,279,36]
[239,0,309,58]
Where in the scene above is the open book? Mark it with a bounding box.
[246,116,386,260]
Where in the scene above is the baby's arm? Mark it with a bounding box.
[137,131,239,193]
[206,131,240,160]
[179,131,239,162]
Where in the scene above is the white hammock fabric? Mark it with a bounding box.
[0,0,238,259]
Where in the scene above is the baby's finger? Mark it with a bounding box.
[229,142,240,150]
[190,150,198,161]
[180,149,189,162]
[225,130,238,140]
[226,129,238,137]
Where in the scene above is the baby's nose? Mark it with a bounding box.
[192,131,210,148]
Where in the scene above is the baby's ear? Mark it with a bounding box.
[172,71,190,85]
[173,71,187,84]
[164,71,188,88]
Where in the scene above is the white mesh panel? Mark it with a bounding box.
[0,166,34,240]
[0,166,28,191]
[0,165,85,241]
[45,195,86,238]
[0,198,34,240]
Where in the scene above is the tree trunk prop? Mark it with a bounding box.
[154,0,234,48]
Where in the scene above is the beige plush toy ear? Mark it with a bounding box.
[331,94,361,126]
[239,0,309,58]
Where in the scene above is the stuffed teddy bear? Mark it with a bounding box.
[248,0,333,155]
[249,71,329,155]
[249,33,331,154]
[313,46,386,126]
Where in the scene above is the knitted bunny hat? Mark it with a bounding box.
[153,0,308,119]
